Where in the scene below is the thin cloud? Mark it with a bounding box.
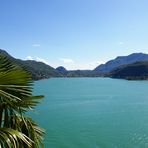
[26,56,34,60]
[119,42,124,45]
[57,60,104,70]
[32,44,41,47]
[89,60,104,69]
[25,56,49,65]
[36,57,49,65]
[89,60,104,66]
[59,58,74,64]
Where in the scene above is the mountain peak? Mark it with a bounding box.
[94,52,148,73]
[0,49,10,56]
[0,49,62,80]
[56,66,67,74]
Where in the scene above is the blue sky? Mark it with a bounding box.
[0,0,148,70]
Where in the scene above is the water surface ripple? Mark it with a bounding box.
[31,78,148,148]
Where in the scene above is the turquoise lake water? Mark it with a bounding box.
[31,78,148,148]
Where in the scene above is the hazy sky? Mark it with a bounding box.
[0,0,148,70]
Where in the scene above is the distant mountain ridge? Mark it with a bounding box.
[109,61,148,80]
[1,49,148,80]
[0,49,61,80]
[56,66,68,75]
[94,53,148,73]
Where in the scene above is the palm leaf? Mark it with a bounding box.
[0,55,45,147]
[0,128,34,148]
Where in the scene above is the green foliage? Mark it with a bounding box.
[0,55,44,147]
[0,49,62,80]
[109,61,148,80]
[17,60,62,80]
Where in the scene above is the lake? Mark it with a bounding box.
[31,78,148,148]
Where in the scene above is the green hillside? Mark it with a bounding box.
[109,61,148,80]
[0,49,62,80]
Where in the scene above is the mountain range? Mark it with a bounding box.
[0,49,61,80]
[1,49,148,80]
[108,61,148,80]
[94,53,148,73]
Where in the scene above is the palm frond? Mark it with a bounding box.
[0,55,45,147]
[19,116,45,148]
[0,128,34,148]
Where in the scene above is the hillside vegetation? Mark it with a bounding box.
[1,49,148,80]
[0,49,61,80]
[109,61,148,80]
